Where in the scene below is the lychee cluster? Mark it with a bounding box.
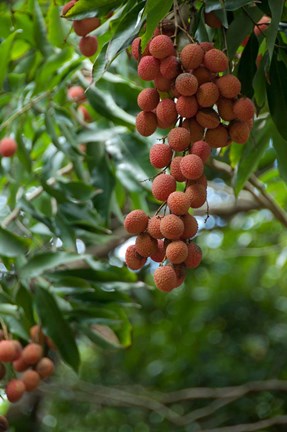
[62,0,100,57]
[124,32,255,292]
[67,85,92,124]
[0,325,55,405]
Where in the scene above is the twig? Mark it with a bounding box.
[200,415,287,432]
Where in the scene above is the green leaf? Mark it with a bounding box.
[18,252,89,279]
[141,0,173,48]
[205,0,255,12]
[270,120,287,183]
[233,117,271,195]
[80,323,122,349]
[237,33,259,98]
[15,285,34,327]
[0,30,19,89]
[65,0,124,18]
[266,55,287,140]
[0,227,31,258]
[29,0,52,57]
[47,2,66,48]
[266,0,284,60]
[35,286,80,372]
[92,43,109,83]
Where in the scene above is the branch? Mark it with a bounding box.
[200,415,287,432]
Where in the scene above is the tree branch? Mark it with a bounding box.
[200,415,287,432]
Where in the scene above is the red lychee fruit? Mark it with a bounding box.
[216,74,241,99]
[149,35,175,59]
[181,214,198,239]
[154,74,172,92]
[168,127,191,152]
[175,73,198,96]
[150,239,166,262]
[6,379,26,403]
[125,245,147,270]
[196,82,219,107]
[190,140,211,163]
[170,156,186,182]
[73,17,101,36]
[156,99,177,128]
[21,370,40,392]
[185,242,202,268]
[137,88,160,112]
[135,233,157,257]
[21,343,43,365]
[152,173,176,201]
[217,97,236,121]
[167,191,190,215]
[204,48,229,73]
[233,97,255,121]
[193,66,213,85]
[254,16,270,37]
[0,340,19,362]
[79,36,98,57]
[138,56,161,80]
[149,143,173,169]
[160,214,184,240]
[30,325,45,345]
[182,118,204,142]
[166,240,188,264]
[124,210,149,234]
[13,357,29,373]
[229,120,250,144]
[154,265,177,292]
[67,86,85,102]
[136,111,157,136]
[176,95,198,118]
[36,357,55,378]
[180,154,204,180]
[205,124,229,148]
[148,216,163,239]
[62,0,76,15]
[131,37,150,60]
[196,108,220,129]
[204,12,222,28]
[160,56,181,79]
[180,43,205,70]
[0,137,17,157]
[185,184,207,208]
[78,105,92,122]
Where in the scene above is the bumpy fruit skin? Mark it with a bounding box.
[73,17,101,36]
[185,243,202,268]
[13,357,29,372]
[0,340,19,362]
[131,37,150,60]
[160,214,184,240]
[180,154,204,180]
[150,239,166,262]
[154,75,172,91]
[217,98,236,121]
[160,56,181,79]
[36,357,55,378]
[168,127,191,152]
[156,99,177,128]
[0,137,17,157]
[185,184,207,208]
[21,343,43,365]
[196,108,220,129]
[182,119,204,142]
[0,415,8,431]
[135,233,157,257]
[149,143,173,169]
[166,240,188,264]
[21,370,40,392]
[148,216,163,239]
[154,265,177,292]
[149,35,175,59]
[181,214,198,239]
[136,111,157,136]
[152,173,176,201]
[190,140,211,163]
[229,120,250,144]
[172,264,186,287]
[204,12,222,28]
[170,156,186,182]
[196,82,219,107]
[205,124,229,148]
[62,0,76,15]
[200,41,214,52]
[67,86,85,102]
[180,44,204,70]
[233,97,255,121]
[125,245,147,270]
[124,210,148,234]
[137,88,160,112]
[6,379,26,403]
[79,36,98,57]
[175,73,198,96]
[204,49,228,73]
[176,96,198,118]
[254,16,270,37]
[216,74,241,98]
[193,66,213,85]
[167,191,190,215]
[138,56,160,80]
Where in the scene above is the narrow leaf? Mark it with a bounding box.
[0,227,31,258]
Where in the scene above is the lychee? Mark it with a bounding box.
[13,357,29,372]
[180,154,204,180]
[124,210,148,234]
[170,156,186,182]
[217,97,236,121]
[78,105,92,122]
[36,357,55,378]
[152,173,176,201]
[196,82,219,107]
[30,325,45,345]
[254,16,270,37]
[131,37,150,60]
[136,111,157,136]
[149,143,173,169]
[21,343,43,365]
[0,340,19,362]
[137,88,160,112]
[233,97,255,121]
[135,233,157,257]
[175,73,198,96]
[160,56,181,79]
[62,0,76,15]
[196,108,220,129]
[79,36,98,57]
[185,242,202,268]
[125,245,147,270]
[0,137,17,157]
[73,17,101,36]
[204,48,228,73]
[168,127,191,152]
[205,124,229,148]
[180,43,205,70]
[190,140,211,163]
[154,265,177,292]
[21,370,40,392]
[172,264,187,287]
[67,86,85,102]
[204,12,222,28]
[181,214,198,239]
[160,214,184,240]
[156,99,177,128]
[149,35,175,59]
[150,239,166,262]
[200,42,214,52]
[216,74,241,98]
[138,56,161,80]
[6,379,26,403]
[185,184,207,208]
[182,118,204,142]
[166,240,188,264]
[167,191,190,215]
[193,66,213,85]
[176,96,198,118]
[229,120,250,144]
[154,74,172,91]
[148,216,163,239]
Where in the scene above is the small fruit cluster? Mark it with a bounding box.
[62,0,100,57]
[124,33,254,292]
[67,85,92,123]
[0,326,55,403]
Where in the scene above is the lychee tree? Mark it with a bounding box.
[0,0,287,429]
